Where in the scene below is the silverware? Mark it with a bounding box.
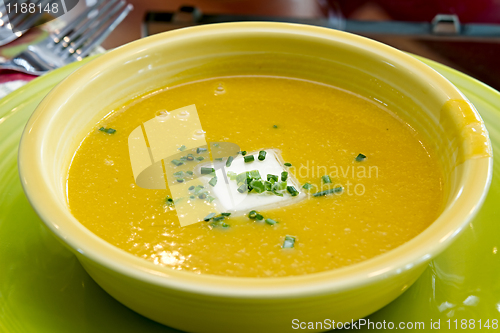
[0,0,132,75]
[0,0,55,46]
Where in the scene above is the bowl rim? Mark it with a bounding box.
[18,22,493,298]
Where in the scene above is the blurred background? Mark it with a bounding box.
[102,0,500,90]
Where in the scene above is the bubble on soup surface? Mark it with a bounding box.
[155,109,171,121]
[214,83,226,95]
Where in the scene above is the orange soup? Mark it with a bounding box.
[67,76,443,277]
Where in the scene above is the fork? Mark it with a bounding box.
[0,0,132,75]
[0,0,55,46]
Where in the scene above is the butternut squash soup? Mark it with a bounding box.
[67,76,443,277]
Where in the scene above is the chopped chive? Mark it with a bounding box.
[282,235,296,248]
[302,183,313,190]
[244,155,254,163]
[281,171,288,181]
[201,167,215,174]
[248,210,258,219]
[273,125,278,128]
[236,172,248,185]
[186,154,194,161]
[265,218,278,226]
[255,214,264,221]
[322,175,332,184]
[221,212,231,216]
[264,181,273,191]
[226,156,234,167]
[188,185,195,191]
[196,156,205,161]
[313,186,343,197]
[212,143,220,148]
[227,171,238,180]
[209,177,218,187]
[171,159,183,166]
[176,179,184,183]
[173,171,184,177]
[267,174,278,182]
[272,189,284,197]
[237,184,248,193]
[180,156,188,161]
[197,147,207,154]
[356,153,367,162]
[274,181,287,191]
[189,195,195,199]
[198,193,207,199]
[204,213,216,221]
[206,196,215,203]
[210,221,229,228]
[258,151,267,161]
[99,127,116,134]
[178,145,186,151]
[287,186,299,196]
[241,151,247,156]
[213,216,225,221]
[284,162,292,167]
[215,158,223,161]
[165,197,174,206]
[186,170,194,175]
[250,180,265,193]
[249,170,261,179]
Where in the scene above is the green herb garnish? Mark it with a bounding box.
[210,221,229,228]
[267,174,278,182]
[244,155,254,163]
[284,162,292,167]
[186,154,194,161]
[356,153,367,162]
[198,193,207,199]
[313,186,343,197]
[204,212,216,221]
[322,175,332,184]
[265,218,278,226]
[178,145,186,151]
[197,147,207,154]
[250,180,266,193]
[176,179,184,183]
[99,127,116,134]
[221,212,231,216]
[165,196,174,206]
[226,156,234,167]
[248,210,258,219]
[281,171,288,181]
[209,176,218,187]
[186,171,194,175]
[215,158,223,161]
[282,235,296,248]
[258,151,267,161]
[212,143,220,148]
[206,196,215,203]
[201,167,215,174]
[171,159,183,166]
[273,125,278,128]
[241,151,247,156]
[302,183,313,190]
[237,184,248,193]
[249,170,261,179]
[196,156,205,161]
[287,186,299,196]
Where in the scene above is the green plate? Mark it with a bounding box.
[0,56,498,332]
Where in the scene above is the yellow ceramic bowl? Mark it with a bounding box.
[19,23,492,332]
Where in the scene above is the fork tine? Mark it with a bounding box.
[8,0,44,30]
[72,3,132,60]
[15,0,51,32]
[52,0,105,43]
[58,0,119,48]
